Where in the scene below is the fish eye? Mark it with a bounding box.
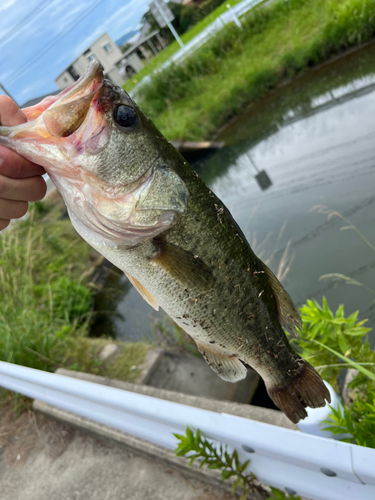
[113,105,138,130]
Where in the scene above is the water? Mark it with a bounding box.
[92,265,161,341]
[96,43,375,342]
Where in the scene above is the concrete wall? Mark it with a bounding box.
[55,33,125,89]
[73,55,90,76]
[90,33,124,73]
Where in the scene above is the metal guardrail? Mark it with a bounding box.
[0,361,374,500]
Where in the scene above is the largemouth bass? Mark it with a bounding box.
[0,62,330,423]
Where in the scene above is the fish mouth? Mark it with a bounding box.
[56,61,104,106]
[42,62,104,138]
[0,61,105,141]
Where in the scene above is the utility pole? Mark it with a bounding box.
[150,0,184,48]
[0,82,17,105]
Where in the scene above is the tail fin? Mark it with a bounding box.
[266,361,331,424]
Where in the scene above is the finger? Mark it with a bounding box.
[0,218,10,231]
[0,174,47,202]
[0,199,28,220]
[0,145,45,178]
[0,96,46,178]
[0,96,27,126]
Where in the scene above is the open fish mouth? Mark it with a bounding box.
[0,60,189,247]
[0,61,105,142]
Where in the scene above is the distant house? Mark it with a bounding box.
[55,33,144,89]
[118,23,167,64]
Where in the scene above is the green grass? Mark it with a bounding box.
[123,0,244,93]
[0,198,149,393]
[134,0,375,141]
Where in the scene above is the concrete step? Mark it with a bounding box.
[145,350,259,404]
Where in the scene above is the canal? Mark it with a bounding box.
[95,43,375,343]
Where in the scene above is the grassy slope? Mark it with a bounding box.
[135,0,375,140]
[0,198,149,387]
[124,0,244,93]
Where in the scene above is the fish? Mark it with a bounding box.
[0,61,330,423]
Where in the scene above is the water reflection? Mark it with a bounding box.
[96,43,375,341]
[91,266,130,338]
[197,44,375,339]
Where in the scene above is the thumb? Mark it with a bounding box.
[0,96,27,127]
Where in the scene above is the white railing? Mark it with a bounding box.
[0,361,374,500]
[132,0,264,94]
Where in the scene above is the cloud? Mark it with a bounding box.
[0,0,17,11]
[2,0,153,103]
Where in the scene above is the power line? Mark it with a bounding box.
[4,0,107,86]
[0,82,17,105]
[0,0,54,47]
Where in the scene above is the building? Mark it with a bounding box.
[118,23,166,64]
[55,33,144,89]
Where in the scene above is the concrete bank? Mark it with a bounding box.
[31,368,297,498]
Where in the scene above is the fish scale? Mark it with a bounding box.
[0,61,330,423]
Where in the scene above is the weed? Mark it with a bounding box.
[174,426,302,499]
[0,202,92,372]
[133,0,375,141]
[0,199,149,410]
[154,315,200,356]
[293,298,373,387]
[323,395,375,448]
[291,297,375,448]
[124,0,245,94]
[104,343,150,383]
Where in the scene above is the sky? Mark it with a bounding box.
[0,0,152,106]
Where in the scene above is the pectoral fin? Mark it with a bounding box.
[263,264,302,336]
[151,241,213,290]
[124,272,159,311]
[195,341,247,382]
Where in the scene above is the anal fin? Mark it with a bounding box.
[124,272,159,311]
[195,341,247,382]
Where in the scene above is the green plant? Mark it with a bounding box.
[268,488,302,500]
[293,297,373,387]
[174,426,261,499]
[174,426,302,499]
[0,202,93,372]
[323,396,375,448]
[0,199,150,411]
[154,315,200,356]
[130,0,375,141]
[292,298,375,448]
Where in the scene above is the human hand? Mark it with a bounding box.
[0,96,47,231]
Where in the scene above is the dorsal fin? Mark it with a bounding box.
[124,272,159,311]
[195,341,247,382]
[263,264,302,336]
